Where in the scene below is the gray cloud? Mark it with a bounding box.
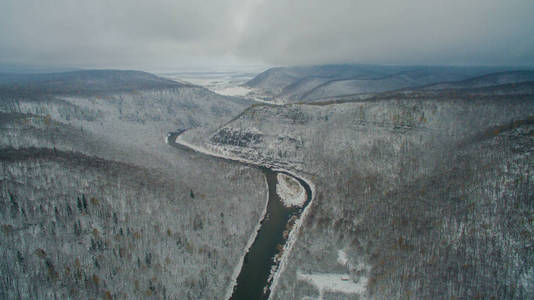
[1,0,533,70]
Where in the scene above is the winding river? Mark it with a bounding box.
[167,131,313,300]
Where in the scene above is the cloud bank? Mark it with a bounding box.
[1,0,533,70]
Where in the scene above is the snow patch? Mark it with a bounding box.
[337,250,348,266]
[217,86,253,97]
[276,173,306,207]
[295,249,371,299]
[297,272,368,300]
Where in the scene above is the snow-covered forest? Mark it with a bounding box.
[1,66,533,299]
[0,70,267,299]
[183,67,534,299]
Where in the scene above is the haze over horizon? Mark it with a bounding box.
[1,2,534,300]
[1,0,534,71]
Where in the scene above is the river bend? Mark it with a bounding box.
[167,131,313,300]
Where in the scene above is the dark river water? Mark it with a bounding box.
[168,132,312,300]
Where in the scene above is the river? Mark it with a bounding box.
[167,131,312,300]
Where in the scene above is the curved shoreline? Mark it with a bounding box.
[268,169,315,297]
[225,171,270,300]
[168,131,315,300]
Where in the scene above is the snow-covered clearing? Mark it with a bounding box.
[217,86,253,97]
[157,70,284,105]
[217,86,284,105]
[296,250,369,299]
[276,173,306,207]
[297,272,368,300]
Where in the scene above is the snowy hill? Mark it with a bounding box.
[2,67,534,299]
[184,83,534,299]
[244,65,528,103]
[0,70,188,96]
[420,70,534,90]
[0,70,265,299]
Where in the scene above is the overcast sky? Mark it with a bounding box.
[1,0,533,71]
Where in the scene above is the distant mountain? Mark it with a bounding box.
[244,64,527,103]
[465,80,534,95]
[0,70,189,97]
[420,70,534,91]
[0,63,80,74]
[0,69,253,131]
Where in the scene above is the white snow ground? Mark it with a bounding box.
[297,273,368,299]
[157,70,284,105]
[276,173,307,207]
[296,250,369,300]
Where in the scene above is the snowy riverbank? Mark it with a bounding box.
[174,132,316,300]
[276,173,307,207]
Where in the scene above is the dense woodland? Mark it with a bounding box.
[195,72,534,299]
[0,71,266,299]
[1,68,533,299]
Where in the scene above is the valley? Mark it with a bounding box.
[2,0,534,299]
[1,66,533,299]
